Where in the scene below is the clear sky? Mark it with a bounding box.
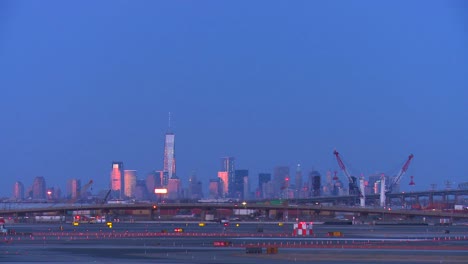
[0,1,467,197]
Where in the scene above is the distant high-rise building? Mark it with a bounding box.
[209,178,222,199]
[243,174,249,200]
[217,171,228,197]
[313,174,321,197]
[13,181,24,200]
[308,171,321,197]
[273,166,289,198]
[233,170,248,199]
[188,173,203,200]
[32,176,46,200]
[54,187,62,200]
[124,170,137,198]
[295,164,302,197]
[162,171,169,187]
[258,173,271,198]
[110,161,124,199]
[167,177,180,200]
[134,180,149,201]
[146,171,163,200]
[220,157,235,197]
[262,181,274,199]
[163,127,176,180]
[67,179,81,200]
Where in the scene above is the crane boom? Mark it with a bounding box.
[333,150,362,197]
[69,180,93,204]
[102,189,112,204]
[389,154,414,191]
[333,150,352,182]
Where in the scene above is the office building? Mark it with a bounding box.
[209,178,222,199]
[258,173,271,198]
[220,157,235,197]
[233,169,248,200]
[188,173,203,199]
[32,176,46,200]
[163,132,176,181]
[273,166,290,198]
[13,181,24,201]
[67,179,81,200]
[110,161,124,199]
[217,171,228,197]
[134,180,149,201]
[308,170,321,197]
[146,171,163,200]
[295,164,302,197]
[124,170,137,198]
[167,177,180,200]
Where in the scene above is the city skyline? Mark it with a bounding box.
[1,1,467,197]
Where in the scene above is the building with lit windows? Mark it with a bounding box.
[146,171,163,200]
[124,170,137,198]
[273,166,290,198]
[163,132,176,182]
[110,161,124,199]
[167,177,180,200]
[217,171,228,197]
[220,157,235,197]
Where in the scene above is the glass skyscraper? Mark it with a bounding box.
[220,157,235,198]
[163,132,176,181]
[110,161,124,199]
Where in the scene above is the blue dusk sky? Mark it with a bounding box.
[0,1,467,197]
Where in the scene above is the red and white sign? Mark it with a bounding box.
[293,222,313,236]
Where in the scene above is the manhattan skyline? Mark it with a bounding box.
[1,1,467,197]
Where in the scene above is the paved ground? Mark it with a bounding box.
[1,222,467,263]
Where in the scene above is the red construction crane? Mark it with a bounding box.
[388,154,414,193]
[333,150,362,197]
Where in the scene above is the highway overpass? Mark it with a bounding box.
[1,202,467,220]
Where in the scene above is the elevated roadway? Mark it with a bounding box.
[1,202,467,219]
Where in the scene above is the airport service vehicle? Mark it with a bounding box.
[0,224,8,234]
[0,218,8,234]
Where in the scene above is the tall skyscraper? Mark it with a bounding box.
[209,178,222,199]
[67,179,81,200]
[233,169,248,200]
[110,161,124,199]
[220,157,235,197]
[167,177,180,200]
[258,173,271,198]
[163,132,176,179]
[217,171,228,197]
[134,180,149,201]
[146,171,163,200]
[295,164,302,197]
[308,170,321,197]
[188,173,203,199]
[32,176,46,200]
[273,166,290,198]
[124,170,137,198]
[13,181,24,201]
[163,113,176,181]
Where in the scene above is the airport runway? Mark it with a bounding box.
[1,222,468,263]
